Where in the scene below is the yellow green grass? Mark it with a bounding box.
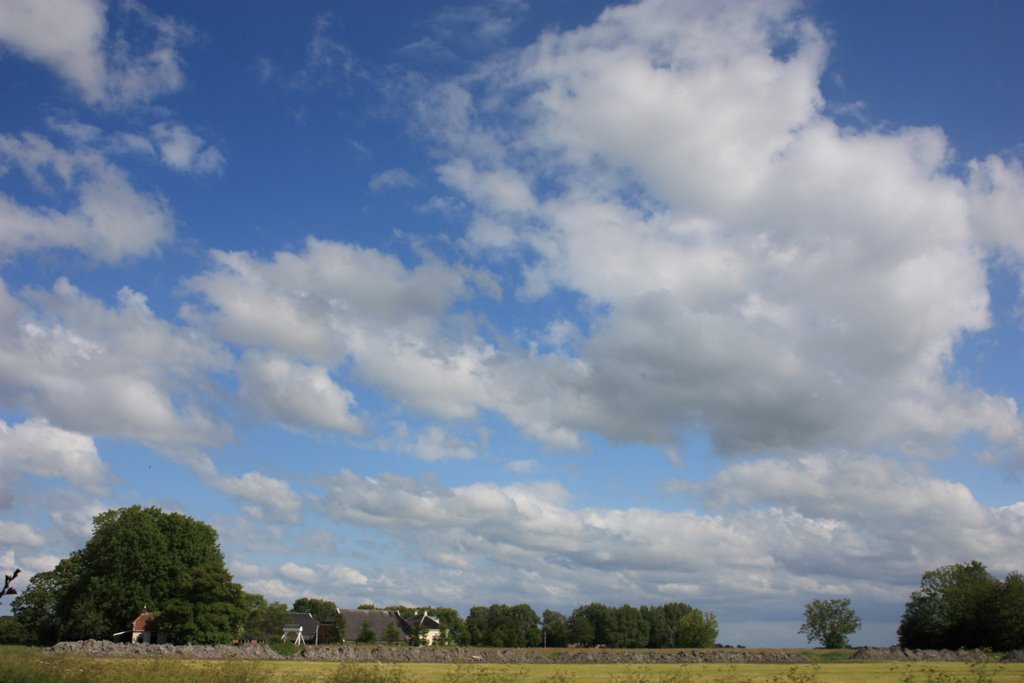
[1,648,1022,683]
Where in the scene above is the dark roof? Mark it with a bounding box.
[285,612,321,642]
[409,613,441,630]
[336,609,407,642]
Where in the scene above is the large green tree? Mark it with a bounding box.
[799,598,861,648]
[898,561,1017,650]
[11,506,246,644]
[292,597,338,623]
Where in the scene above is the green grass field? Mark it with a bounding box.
[1,647,1022,683]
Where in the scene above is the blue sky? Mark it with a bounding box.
[1,0,1022,648]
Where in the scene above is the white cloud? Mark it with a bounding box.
[314,461,1024,617]
[0,520,45,547]
[412,426,476,461]
[149,122,225,175]
[0,418,108,493]
[184,238,470,364]
[212,471,302,523]
[416,0,1024,458]
[368,167,416,192]
[326,564,369,586]
[0,0,191,107]
[0,132,174,262]
[237,352,363,435]
[0,277,231,452]
[279,561,317,584]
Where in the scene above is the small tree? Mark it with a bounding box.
[357,619,376,643]
[323,615,345,644]
[799,598,861,648]
[383,621,403,644]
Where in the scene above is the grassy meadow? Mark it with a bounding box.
[1,647,1022,683]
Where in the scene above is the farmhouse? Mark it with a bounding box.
[112,609,168,644]
[282,608,444,645]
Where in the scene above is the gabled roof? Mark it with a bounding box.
[408,612,442,631]
[284,612,321,639]
[336,609,407,642]
[132,610,156,632]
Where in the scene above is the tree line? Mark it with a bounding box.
[4,506,1022,651]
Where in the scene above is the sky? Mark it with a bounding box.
[0,0,1022,648]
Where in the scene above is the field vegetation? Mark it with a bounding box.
[2,646,1023,683]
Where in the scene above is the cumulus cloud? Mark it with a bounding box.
[0,520,45,547]
[314,460,1024,616]
[0,418,108,493]
[0,0,192,107]
[0,277,231,453]
[237,352,363,435]
[279,561,317,584]
[211,471,303,523]
[0,131,174,261]
[416,0,1024,458]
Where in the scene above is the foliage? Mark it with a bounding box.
[798,598,861,648]
[292,596,338,623]
[898,561,1023,650]
[388,604,465,645]
[11,506,247,645]
[358,619,378,643]
[239,593,289,642]
[0,616,28,644]
[568,602,718,648]
[465,603,542,647]
[543,609,571,647]
[384,621,404,643]
[323,614,345,644]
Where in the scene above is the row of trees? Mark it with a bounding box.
[9,506,1021,650]
[462,602,718,648]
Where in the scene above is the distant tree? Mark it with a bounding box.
[10,566,66,644]
[323,614,345,644]
[542,609,570,647]
[240,592,289,641]
[465,606,489,645]
[292,597,338,624]
[609,604,649,648]
[994,572,1024,651]
[572,603,613,646]
[0,616,28,644]
[676,608,718,648]
[357,603,376,610]
[407,619,425,646]
[800,598,861,649]
[898,561,1010,650]
[464,603,540,647]
[383,621,403,644]
[11,506,246,644]
[357,619,377,643]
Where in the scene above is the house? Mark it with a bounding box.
[281,608,446,645]
[113,609,168,644]
[282,612,322,645]
[405,611,443,645]
[336,608,408,643]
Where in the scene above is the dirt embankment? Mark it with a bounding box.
[50,641,1020,664]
